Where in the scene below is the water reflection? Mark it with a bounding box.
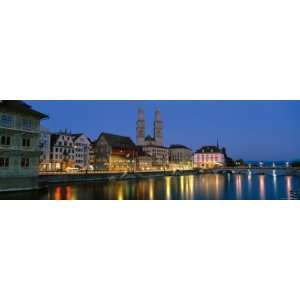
[235,175,242,199]
[42,173,300,200]
[165,176,171,200]
[117,184,124,200]
[149,179,154,200]
[54,186,61,200]
[259,175,266,200]
[272,171,277,196]
[286,176,292,200]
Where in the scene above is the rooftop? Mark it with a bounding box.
[0,100,48,119]
[98,132,136,149]
[169,144,192,150]
[195,145,222,154]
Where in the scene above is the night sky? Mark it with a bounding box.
[27,100,300,161]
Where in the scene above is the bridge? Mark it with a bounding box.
[201,166,299,176]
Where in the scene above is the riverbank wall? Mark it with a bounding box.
[39,170,198,185]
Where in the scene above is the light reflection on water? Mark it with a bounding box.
[47,173,299,200]
[259,175,266,200]
[3,173,298,200]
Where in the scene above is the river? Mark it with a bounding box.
[1,173,300,200]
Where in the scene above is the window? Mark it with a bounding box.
[0,115,13,128]
[1,136,11,145]
[21,157,30,168]
[0,157,9,167]
[22,119,32,130]
[22,138,30,147]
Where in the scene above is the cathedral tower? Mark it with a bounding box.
[136,108,145,145]
[154,109,163,146]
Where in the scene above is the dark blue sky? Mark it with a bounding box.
[28,100,300,161]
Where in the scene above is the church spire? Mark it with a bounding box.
[154,108,163,146]
[136,108,145,146]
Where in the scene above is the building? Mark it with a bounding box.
[136,108,163,146]
[142,145,169,169]
[0,100,48,192]
[194,145,225,168]
[169,144,193,170]
[71,133,91,169]
[136,108,168,168]
[39,125,51,171]
[89,140,96,170]
[94,132,136,171]
[49,131,75,171]
[135,146,153,171]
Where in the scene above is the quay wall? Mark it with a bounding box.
[39,170,198,185]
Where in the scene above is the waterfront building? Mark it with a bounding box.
[71,133,91,169]
[94,132,136,171]
[142,145,169,169]
[0,100,48,192]
[89,140,96,170]
[49,130,75,171]
[136,108,168,168]
[194,145,225,168]
[135,146,153,171]
[169,144,193,170]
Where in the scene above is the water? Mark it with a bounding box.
[1,173,299,200]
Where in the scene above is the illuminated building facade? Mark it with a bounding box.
[71,133,91,169]
[135,146,153,171]
[142,145,169,169]
[94,132,136,171]
[136,108,168,168]
[0,100,48,191]
[169,144,193,169]
[194,145,225,168]
[49,131,75,171]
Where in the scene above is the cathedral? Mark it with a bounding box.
[136,108,163,146]
[136,108,169,168]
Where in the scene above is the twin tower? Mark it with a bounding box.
[136,108,163,146]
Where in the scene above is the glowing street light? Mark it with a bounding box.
[259,161,263,168]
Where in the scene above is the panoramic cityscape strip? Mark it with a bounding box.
[0,100,299,200]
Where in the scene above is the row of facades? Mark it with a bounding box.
[0,101,227,192]
[39,108,226,172]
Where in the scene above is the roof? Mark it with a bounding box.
[195,145,222,154]
[0,100,48,119]
[169,144,192,150]
[50,132,74,148]
[97,132,136,149]
[143,144,169,149]
[71,133,83,141]
[145,135,155,141]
